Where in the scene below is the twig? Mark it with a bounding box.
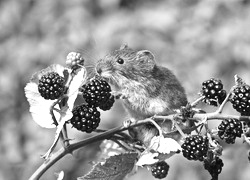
[191,96,205,107]
[216,89,232,114]
[29,120,151,180]
[29,109,250,180]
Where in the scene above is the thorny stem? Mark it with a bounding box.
[29,111,250,180]
[29,119,154,180]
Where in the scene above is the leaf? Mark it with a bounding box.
[79,153,138,180]
[136,151,159,167]
[24,82,58,128]
[135,136,182,167]
[99,140,125,160]
[150,135,182,154]
[24,64,66,128]
[66,67,87,111]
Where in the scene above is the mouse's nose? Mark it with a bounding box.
[96,67,102,75]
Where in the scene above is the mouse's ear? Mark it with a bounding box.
[136,50,155,68]
[120,43,128,50]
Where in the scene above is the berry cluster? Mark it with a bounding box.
[218,119,243,144]
[203,156,224,180]
[151,161,169,179]
[230,84,250,116]
[70,104,100,133]
[82,79,115,111]
[38,72,65,100]
[70,79,115,133]
[182,135,209,161]
[66,52,85,71]
[200,78,227,106]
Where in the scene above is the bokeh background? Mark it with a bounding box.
[1,0,250,179]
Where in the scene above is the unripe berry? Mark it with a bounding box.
[66,52,84,70]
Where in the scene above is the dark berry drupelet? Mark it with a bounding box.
[182,135,209,161]
[38,72,65,100]
[151,161,170,179]
[99,95,115,111]
[204,156,224,180]
[218,119,243,144]
[82,79,112,107]
[70,104,100,133]
[200,78,227,106]
[230,85,250,116]
[66,52,84,71]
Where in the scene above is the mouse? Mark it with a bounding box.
[95,44,188,146]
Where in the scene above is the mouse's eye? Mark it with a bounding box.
[117,57,124,64]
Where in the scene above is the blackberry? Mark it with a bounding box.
[66,52,84,70]
[200,78,227,106]
[218,119,243,144]
[70,104,100,133]
[151,161,169,179]
[82,79,112,107]
[204,156,224,180]
[230,85,250,116]
[182,135,209,161]
[38,72,65,100]
[99,95,115,111]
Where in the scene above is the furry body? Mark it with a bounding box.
[96,45,188,145]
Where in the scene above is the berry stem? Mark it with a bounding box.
[216,89,232,114]
[191,96,205,107]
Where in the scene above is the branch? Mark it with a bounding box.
[29,110,250,180]
[28,119,154,180]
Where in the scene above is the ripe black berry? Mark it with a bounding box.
[38,72,65,100]
[230,85,250,116]
[182,135,209,161]
[99,95,115,111]
[204,156,224,180]
[200,78,227,106]
[151,161,169,179]
[70,104,101,133]
[66,52,84,70]
[218,119,243,144]
[82,79,112,107]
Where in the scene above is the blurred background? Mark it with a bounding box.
[1,0,250,179]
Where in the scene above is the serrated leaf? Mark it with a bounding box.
[99,140,125,160]
[136,151,159,167]
[24,64,66,128]
[24,82,58,128]
[79,153,138,180]
[150,135,182,154]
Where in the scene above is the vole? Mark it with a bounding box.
[95,44,188,146]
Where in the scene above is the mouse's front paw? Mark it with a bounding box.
[123,119,132,128]
[112,91,128,99]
